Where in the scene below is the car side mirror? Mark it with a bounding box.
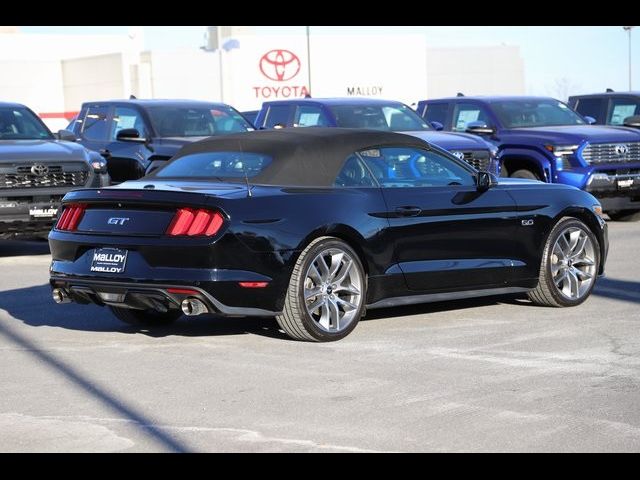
[429,121,444,131]
[476,171,498,191]
[584,116,597,125]
[623,115,640,128]
[57,129,77,142]
[116,128,146,142]
[466,121,496,135]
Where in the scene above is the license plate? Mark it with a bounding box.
[618,179,634,188]
[29,206,58,218]
[90,248,128,274]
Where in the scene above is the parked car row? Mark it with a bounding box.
[246,92,640,221]
[48,128,608,341]
[2,90,640,240]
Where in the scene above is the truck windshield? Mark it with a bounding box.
[329,104,431,132]
[146,105,253,137]
[491,99,586,128]
[0,107,53,140]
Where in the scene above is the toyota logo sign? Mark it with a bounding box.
[30,164,49,176]
[451,151,466,161]
[614,144,630,156]
[259,49,301,82]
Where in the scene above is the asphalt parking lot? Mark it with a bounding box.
[0,222,639,452]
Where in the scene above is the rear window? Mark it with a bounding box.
[155,151,272,179]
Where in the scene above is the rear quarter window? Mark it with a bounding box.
[155,151,272,179]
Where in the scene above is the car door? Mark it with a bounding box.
[292,104,331,127]
[262,104,293,129]
[77,104,112,155]
[451,102,494,133]
[102,106,151,181]
[573,97,607,124]
[606,97,640,126]
[359,145,520,292]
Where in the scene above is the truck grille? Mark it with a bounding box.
[455,150,491,171]
[0,164,88,190]
[581,142,640,164]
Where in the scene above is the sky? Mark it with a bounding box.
[19,26,640,97]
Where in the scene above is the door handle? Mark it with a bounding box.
[395,206,422,217]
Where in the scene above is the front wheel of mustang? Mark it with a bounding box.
[276,236,366,342]
[109,306,182,326]
[528,217,600,307]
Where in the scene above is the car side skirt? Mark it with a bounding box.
[366,286,531,310]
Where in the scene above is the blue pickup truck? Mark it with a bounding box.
[253,98,500,175]
[416,96,640,221]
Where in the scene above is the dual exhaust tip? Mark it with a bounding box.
[53,287,209,316]
[181,298,208,316]
[52,288,71,304]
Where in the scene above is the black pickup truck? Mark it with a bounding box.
[0,102,109,239]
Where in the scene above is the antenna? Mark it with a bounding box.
[238,139,252,198]
[244,169,252,198]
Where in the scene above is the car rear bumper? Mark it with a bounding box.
[49,276,280,317]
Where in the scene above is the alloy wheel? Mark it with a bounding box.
[303,248,363,333]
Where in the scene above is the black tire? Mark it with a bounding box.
[511,169,539,180]
[276,236,367,342]
[109,306,182,326]
[607,210,640,222]
[528,217,600,307]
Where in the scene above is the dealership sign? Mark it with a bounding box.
[253,48,309,99]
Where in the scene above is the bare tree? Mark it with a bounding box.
[548,77,581,102]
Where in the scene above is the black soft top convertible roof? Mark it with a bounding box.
[163,127,431,187]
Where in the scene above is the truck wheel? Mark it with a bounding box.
[528,217,599,307]
[109,306,182,326]
[511,169,539,180]
[607,210,640,222]
[276,236,366,342]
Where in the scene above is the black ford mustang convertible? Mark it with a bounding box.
[49,128,608,341]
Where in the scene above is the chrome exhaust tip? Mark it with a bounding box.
[181,298,208,316]
[52,288,71,304]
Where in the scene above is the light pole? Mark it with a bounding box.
[305,26,312,95]
[202,26,225,103]
[217,26,224,102]
[623,26,635,90]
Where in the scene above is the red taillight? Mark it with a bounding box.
[166,288,200,295]
[238,282,269,288]
[166,208,224,237]
[56,204,86,231]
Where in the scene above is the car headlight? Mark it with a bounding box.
[545,144,579,169]
[592,204,604,218]
[544,144,579,156]
[91,158,107,173]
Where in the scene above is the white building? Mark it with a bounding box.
[0,27,525,130]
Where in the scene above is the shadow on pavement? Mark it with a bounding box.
[0,283,288,340]
[592,277,640,304]
[0,239,50,258]
[4,278,635,343]
[1,283,527,339]
[0,313,191,452]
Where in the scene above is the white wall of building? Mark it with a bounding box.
[0,59,63,111]
[0,30,526,131]
[426,46,525,99]
[62,54,126,111]
[141,49,220,101]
